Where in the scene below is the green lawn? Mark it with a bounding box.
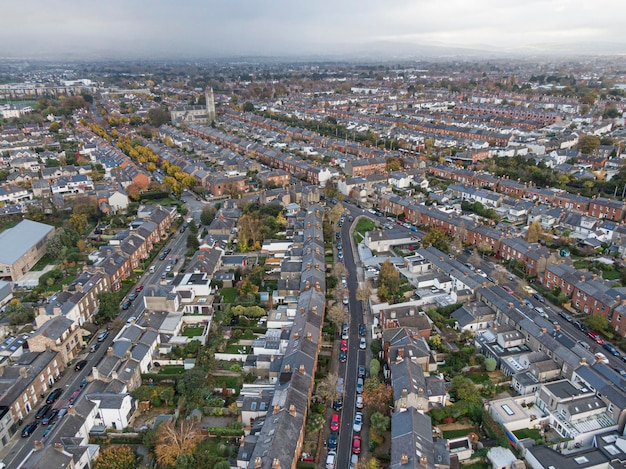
[513,428,543,443]
[442,427,476,439]
[225,344,250,354]
[221,287,238,303]
[182,326,204,337]
[160,365,185,375]
[602,270,621,281]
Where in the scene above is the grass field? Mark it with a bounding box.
[182,326,205,337]
[442,427,476,439]
[221,287,237,303]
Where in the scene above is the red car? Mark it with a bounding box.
[587,330,604,345]
[135,285,144,293]
[330,413,340,432]
[352,436,361,454]
[340,340,348,352]
[502,285,514,294]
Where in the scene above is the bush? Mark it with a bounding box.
[484,358,497,372]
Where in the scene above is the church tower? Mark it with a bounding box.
[205,87,216,123]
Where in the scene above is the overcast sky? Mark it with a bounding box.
[1,0,625,59]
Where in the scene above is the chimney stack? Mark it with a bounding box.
[401,454,409,465]
[272,459,281,469]
[34,440,44,451]
[289,404,296,416]
[54,442,64,452]
[19,367,27,379]
[254,457,263,469]
[420,455,428,467]
[273,405,280,414]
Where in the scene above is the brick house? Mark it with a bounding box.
[27,316,83,364]
[0,351,63,421]
[587,197,626,221]
[570,279,619,317]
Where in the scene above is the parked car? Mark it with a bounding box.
[328,433,338,451]
[45,389,62,404]
[502,285,514,294]
[135,285,144,293]
[350,454,359,469]
[339,351,347,363]
[559,311,573,322]
[575,321,587,332]
[97,330,109,342]
[353,412,363,432]
[341,323,349,340]
[42,420,56,437]
[89,343,100,353]
[356,377,364,394]
[326,450,337,469]
[358,365,366,379]
[333,397,343,411]
[587,330,605,345]
[352,435,362,454]
[340,340,348,352]
[42,409,59,425]
[355,395,364,409]
[358,324,366,336]
[74,360,88,371]
[595,352,609,364]
[126,316,137,325]
[330,413,340,432]
[359,338,366,350]
[35,404,51,420]
[603,343,621,357]
[121,301,131,310]
[532,292,545,303]
[21,421,38,437]
[128,293,137,301]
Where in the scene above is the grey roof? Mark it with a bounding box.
[391,408,437,469]
[34,316,74,341]
[0,219,54,265]
[524,445,608,469]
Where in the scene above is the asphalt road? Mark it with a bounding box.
[331,208,368,469]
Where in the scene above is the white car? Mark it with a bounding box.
[353,412,363,432]
[476,269,487,278]
[165,265,172,272]
[359,338,366,350]
[355,395,364,409]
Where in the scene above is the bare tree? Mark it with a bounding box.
[316,372,340,403]
[155,421,202,467]
[468,249,481,267]
[515,279,530,298]
[356,286,372,304]
[326,304,347,327]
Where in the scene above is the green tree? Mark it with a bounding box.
[369,359,380,378]
[525,221,543,243]
[69,213,88,234]
[484,357,497,372]
[147,107,170,127]
[5,301,34,326]
[187,233,200,252]
[370,412,390,434]
[577,134,601,155]
[422,227,449,253]
[386,157,402,172]
[160,387,175,406]
[451,376,482,404]
[200,207,216,226]
[586,314,609,333]
[377,260,402,301]
[94,445,136,469]
[97,291,122,321]
[242,102,255,112]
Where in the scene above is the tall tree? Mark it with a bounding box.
[525,221,543,243]
[316,372,339,403]
[377,261,402,301]
[155,421,202,468]
[326,304,347,328]
[94,445,136,469]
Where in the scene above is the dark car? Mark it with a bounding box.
[163,248,171,254]
[42,409,59,425]
[21,421,39,437]
[159,253,166,260]
[339,351,347,363]
[74,360,88,371]
[121,301,131,310]
[35,404,51,420]
[358,324,366,336]
[328,431,338,451]
[45,389,62,404]
[333,397,343,411]
[135,285,144,293]
[128,293,137,301]
[358,365,366,379]
[604,343,621,357]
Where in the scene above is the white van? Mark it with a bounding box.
[325,451,336,469]
[149,265,156,273]
[350,454,359,469]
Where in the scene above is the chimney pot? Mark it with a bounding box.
[289,404,296,416]
[273,405,280,414]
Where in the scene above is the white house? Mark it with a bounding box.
[109,189,129,212]
[88,393,135,430]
